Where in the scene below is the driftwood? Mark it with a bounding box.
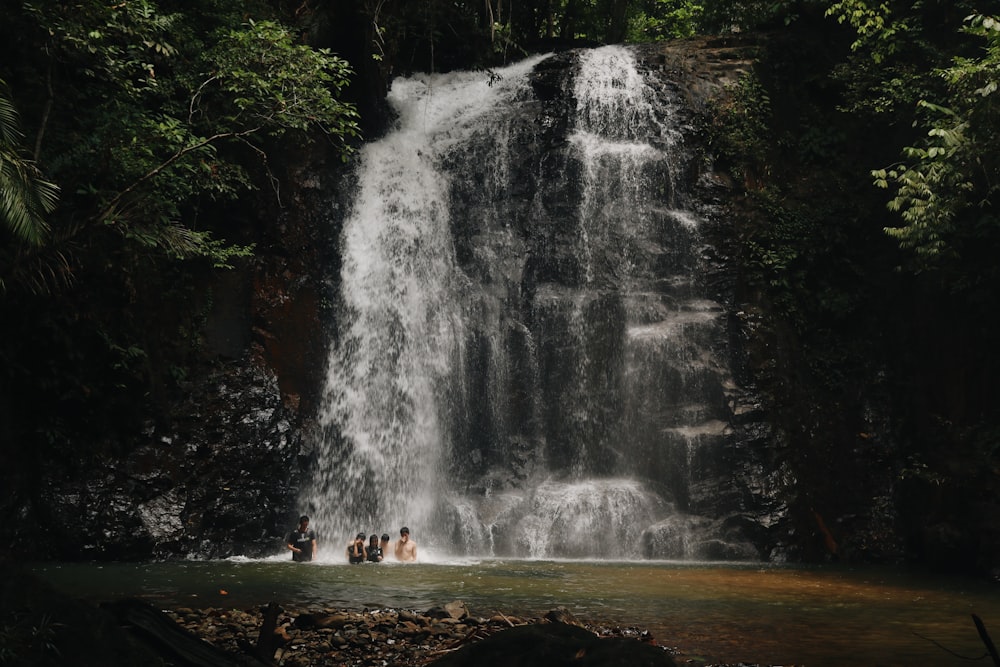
[973,614,1000,667]
[494,610,516,627]
[104,598,271,667]
[252,601,284,663]
[292,610,353,629]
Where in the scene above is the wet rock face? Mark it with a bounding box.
[31,363,311,561]
[434,44,782,556]
[8,137,337,561]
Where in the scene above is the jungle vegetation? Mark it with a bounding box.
[1,0,998,570]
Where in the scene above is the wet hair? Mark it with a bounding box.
[400,526,410,535]
[356,532,366,540]
[299,515,310,524]
[369,534,378,543]
[381,534,390,541]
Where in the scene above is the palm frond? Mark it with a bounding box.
[0,82,60,246]
[0,80,24,146]
[1,148,59,244]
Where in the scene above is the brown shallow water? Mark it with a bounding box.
[31,558,1000,666]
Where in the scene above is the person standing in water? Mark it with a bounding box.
[379,533,391,558]
[366,534,383,562]
[347,532,367,563]
[286,516,317,562]
[394,526,417,562]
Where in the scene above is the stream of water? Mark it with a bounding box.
[32,559,1000,666]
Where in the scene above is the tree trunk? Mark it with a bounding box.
[607,0,629,43]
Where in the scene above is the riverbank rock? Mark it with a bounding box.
[425,600,470,621]
[430,621,677,667]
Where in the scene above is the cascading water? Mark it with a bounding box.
[306,45,767,560]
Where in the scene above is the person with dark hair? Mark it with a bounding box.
[366,534,383,562]
[347,532,367,564]
[286,516,316,562]
[393,526,417,562]
[379,533,390,558]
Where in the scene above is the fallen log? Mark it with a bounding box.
[103,598,272,667]
[252,601,283,662]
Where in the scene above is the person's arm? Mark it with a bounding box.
[287,536,300,555]
[310,537,317,559]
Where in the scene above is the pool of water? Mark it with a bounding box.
[31,557,1000,666]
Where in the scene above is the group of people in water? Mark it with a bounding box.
[286,516,417,563]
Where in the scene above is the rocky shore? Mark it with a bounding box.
[1,567,772,666]
[162,601,688,666]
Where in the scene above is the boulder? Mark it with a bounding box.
[425,600,470,621]
[544,606,581,626]
[429,621,676,667]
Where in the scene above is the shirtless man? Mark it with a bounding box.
[393,526,417,562]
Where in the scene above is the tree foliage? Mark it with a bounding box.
[7,2,358,274]
[351,0,848,76]
[0,1,360,451]
[627,0,704,41]
[872,14,1000,285]
[0,0,360,290]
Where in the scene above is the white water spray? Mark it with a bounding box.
[305,57,547,555]
[305,47,756,560]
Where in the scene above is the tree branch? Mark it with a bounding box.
[33,53,53,163]
[973,614,1000,667]
[94,126,262,224]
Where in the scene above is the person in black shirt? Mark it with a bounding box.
[366,534,383,562]
[286,516,317,562]
[347,532,367,563]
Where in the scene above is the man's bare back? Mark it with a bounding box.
[394,526,417,562]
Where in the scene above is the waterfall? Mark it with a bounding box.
[306,46,763,560]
